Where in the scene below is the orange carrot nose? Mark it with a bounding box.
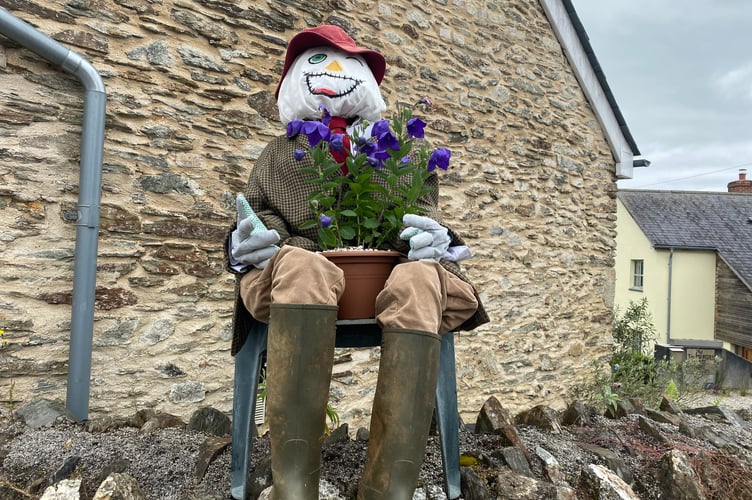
[325,60,343,72]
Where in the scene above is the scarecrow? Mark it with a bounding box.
[226,25,488,499]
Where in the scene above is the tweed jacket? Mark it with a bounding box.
[227,133,489,355]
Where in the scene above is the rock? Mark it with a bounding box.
[128,409,157,428]
[248,456,273,499]
[40,478,82,499]
[92,473,145,499]
[535,446,564,484]
[460,466,493,499]
[355,426,369,441]
[52,456,81,483]
[474,396,511,434]
[16,398,72,429]
[678,416,701,439]
[560,400,592,426]
[716,407,747,427]
[498,446,533,477]
[475,396,530,459]
[423,483,448,499]
[494,469,559,499]
[645,408,681,426]
[516,404,562,434]
[678,418,730,449]
[194,436,231,481]
[324,423,350,445]
[187,406,231,437]
[579,464,640,499]
[606,398,638,419]
[579,443,633,485]
[87,458,130,499]
[657,449,705,500]
[139,412,186,433]
[85,415,129,433]
[682,406,747,427]
[638,415,669,444]
[660,396,683,415]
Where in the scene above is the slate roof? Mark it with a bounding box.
[618,190,752,291]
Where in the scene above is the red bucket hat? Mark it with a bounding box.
[275,25,386,98]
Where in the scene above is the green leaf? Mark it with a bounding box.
[362,217,380,229]
[318,227,337,249]
[339,225,356,240]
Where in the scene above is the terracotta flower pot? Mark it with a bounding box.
[322,249,401,320]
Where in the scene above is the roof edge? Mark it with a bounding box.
[540,0,641,178]
[560,0,640,156]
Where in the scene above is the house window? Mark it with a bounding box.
[630,259,644,291]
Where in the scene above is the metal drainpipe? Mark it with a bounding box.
[667,247,674,344]
[0,8,106,421]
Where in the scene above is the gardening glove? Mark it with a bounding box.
[230,195,280,269]
[400,214,451,262]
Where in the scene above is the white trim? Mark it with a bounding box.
[539,0,635,179]
[255,391,266,425]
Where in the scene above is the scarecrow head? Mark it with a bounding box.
[276,25,387,124]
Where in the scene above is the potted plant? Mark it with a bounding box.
[286,100,452,318]
[290,101,451,251]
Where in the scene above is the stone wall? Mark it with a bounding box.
[0,0,617,428]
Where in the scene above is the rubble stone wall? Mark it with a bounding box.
[0,0,617,427]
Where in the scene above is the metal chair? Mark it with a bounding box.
[230,318,462,499]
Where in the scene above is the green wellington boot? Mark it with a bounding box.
[358,328,441,500]
[266,303,338,500]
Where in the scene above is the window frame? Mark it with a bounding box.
[630,259,644,291]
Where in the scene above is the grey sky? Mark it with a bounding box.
[570,0,752,191]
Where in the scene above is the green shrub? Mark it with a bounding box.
[572,298,712,412]
[612,297,656,357]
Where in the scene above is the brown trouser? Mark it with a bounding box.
[239,246,478,334]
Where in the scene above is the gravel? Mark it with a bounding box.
[2,392,752,499]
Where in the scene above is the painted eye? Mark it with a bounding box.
[346,56,365,67]
[308,53,327,64]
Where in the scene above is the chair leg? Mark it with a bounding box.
[435,332,461,500]
[230,323,268,500]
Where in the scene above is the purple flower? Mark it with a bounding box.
[371,119,390,138]
[406,117,426,139]
[427,147,451,171]
[320,213,332,228]
[377,130,400,152]
[330,133,344,152]
[286,120,303,138]
[355,136,376,156]
[301,121,331,147]
[294,148,306,161]
[366,155,384,169]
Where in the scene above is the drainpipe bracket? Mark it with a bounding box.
[76,204,98,228]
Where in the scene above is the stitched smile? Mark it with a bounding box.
[305,72,363,98]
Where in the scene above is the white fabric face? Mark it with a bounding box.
[277,46,386,124]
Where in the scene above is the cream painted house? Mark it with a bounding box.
[615,195,717,347]
[616,188,752,387]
